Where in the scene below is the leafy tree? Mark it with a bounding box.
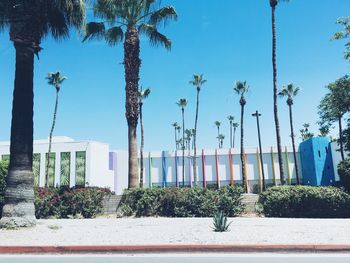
[189,74,206,187]
[333,17,350,61]
[138,87,151,188]
[278,83,300,184]
[177,98,188,187]
[269,0,289,185]
[0,0,86,228]
[214,121,221,148]
[84,0,177,188]
[300,123,314,141]
[45,72,67,187]
[318,76,350,160]
[234,81,249,193]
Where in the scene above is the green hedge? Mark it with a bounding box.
[35,187,111,218]
[0,160,8,214]
[119,186,244,217]
[259,185,350,218]
[338,158,350,192]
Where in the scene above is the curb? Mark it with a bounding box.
[1,245,350,254]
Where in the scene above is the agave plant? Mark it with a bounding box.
[212,210,232,232]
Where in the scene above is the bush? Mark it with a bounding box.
[259,185,350,218]
[0,160,9,215]
[35,187,111,219]
[338,158,350,192]
[118,186,244,217]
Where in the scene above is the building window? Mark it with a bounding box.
[45,153,56,187]
[75,151,86,186]
[60,152,71,186]
[33,153,40,187]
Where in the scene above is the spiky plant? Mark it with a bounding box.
[212,210,232,232]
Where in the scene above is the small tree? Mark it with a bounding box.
[300,123,314,141]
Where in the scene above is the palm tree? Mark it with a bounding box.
[217,134,225,149]
[172,122,179,149]
[84,0,177,189]
[185,129,192,150]
[227,115,234,148]
[234,81,249,193]
[278,84,300,184]
[214,121,221,148]
[0,1,86,228]
[138,87,151,188]
[269,0,288,185]
[177,98,188,187]
[232,122,239,148]
[176,125,181,149]
[189,74,206,187]
[45,72,67,187]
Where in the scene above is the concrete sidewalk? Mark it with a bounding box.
[0,218,349,253]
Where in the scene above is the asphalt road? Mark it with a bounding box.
[1,254,350,263]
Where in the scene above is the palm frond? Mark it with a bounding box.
[139,23,171,50]
[105,26,124,45]
[234,81,249,95]
[149,6,177,26]
[83,22,106,42]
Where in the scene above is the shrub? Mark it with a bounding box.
[259,185,350,218]
[35,187,111,219]
[118,186,244,217]
[0,160,9,216]
[338,158,350,192]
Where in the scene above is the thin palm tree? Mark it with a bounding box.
[217,134,225,149]
[0,0,86,228]
[185,129,192,150]
[84,0,177,188]
[214,121,221,148]
[227,115,234,148]
[189,74,206,187]
[232,122,239,148]
[172,122,179,149]
[234,81,249,193]
[177,98,187,187]
[45,72,67,187]
[279,84,300,184]
[269,0,288,185]
[176,125,181,149]
[138,87,151,188]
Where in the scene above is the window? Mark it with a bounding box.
[318,150,321,158]
[33,153,41,187]
[60,152,71,186]
[75,151,86,186]
[1,155,10,161]
[45,153,56,187]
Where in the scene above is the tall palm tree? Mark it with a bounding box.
[177,98,187,187]
[185,129,192,150]
[189,74,206,187]
[227,115,234,148]
[232,122,239,148]
[0,0,86,228]
[84,0,177,189]
[214,121,221,147]
[176,125,181,149]
[45,72,67,187]
[217,134,225,149]
[138,87,151,188]
[269,0,288,185]
[234,81,249,193]
[172,122,179,149]
[278,83,300,184]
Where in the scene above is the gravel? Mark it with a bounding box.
[0,217,350,246]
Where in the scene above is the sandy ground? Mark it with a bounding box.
[0,217,350,246]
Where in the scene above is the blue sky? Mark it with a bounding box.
[0,0,349,151]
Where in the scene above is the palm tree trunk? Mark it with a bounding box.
[139,103,144,188]
[0,42,36,228]
[193,89,199,187]
[339,116,345,161]
[289,104,300,184]
[124,26,140,188]
[46,91,59,187]
[233,127,236,148]
[174,127,177,150]
[271,5,285,185]
[181,108,185,187]
[240,103,247,193]
[230,122,233,148]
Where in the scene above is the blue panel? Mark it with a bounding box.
[299,137,335,186]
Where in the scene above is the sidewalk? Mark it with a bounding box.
[0,218,349,253]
